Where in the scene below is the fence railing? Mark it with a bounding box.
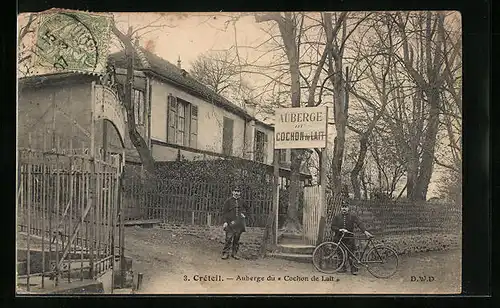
[302,185,322,245]
[17,147,123,292]
[122,170,273,228]
[301,187,461,242]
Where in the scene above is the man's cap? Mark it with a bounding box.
[232,186,241,192]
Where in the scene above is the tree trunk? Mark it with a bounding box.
[406,153,419,200]
[350,135,368,200]
[283,150,302,233]
[414,90,440,200]
[360,168,369,199]
[112,24,156,175]
[281,16,303,233]
[329,60,346,199]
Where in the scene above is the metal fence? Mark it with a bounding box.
[122,166,273,228]
[298,186,462,242]
[321,196,461,240]
[17,145,124,292]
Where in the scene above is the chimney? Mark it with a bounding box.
[244,100,257,118]
[177,55,182,69]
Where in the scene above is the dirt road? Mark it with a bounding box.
[124,227,461,294]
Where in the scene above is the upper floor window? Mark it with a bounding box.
[222,117,234,156]
[254,130,268,163]
[167,94,198,148]
[133,89,145,126]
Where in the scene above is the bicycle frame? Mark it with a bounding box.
[331,231,384,267]
[313,230,399,278]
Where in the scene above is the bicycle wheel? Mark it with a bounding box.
[312,241,346,274]
[363,244,399,278]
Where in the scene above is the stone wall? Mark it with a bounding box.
[156,221,461,258]
[157,223,265,259]
[376,233,461,255]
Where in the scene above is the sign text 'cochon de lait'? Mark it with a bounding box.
[274,106,328,149]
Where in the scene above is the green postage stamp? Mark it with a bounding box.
[20,8,113,76]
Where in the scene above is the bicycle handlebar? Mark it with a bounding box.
[339,229,354,235]
[338,229,375,238]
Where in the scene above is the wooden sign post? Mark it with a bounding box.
[274,106,328,245]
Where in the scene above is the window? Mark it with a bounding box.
[190,105,198,148]
[177,102,185,144]
[222,117,234,156]
[167,94,198,148]
[167,94,177,143]
[133,89,145,125]
[254,130,268,163]
[278,149,287,163]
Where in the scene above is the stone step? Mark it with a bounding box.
[268,252,312,264]
[278,236,308,246]
[278,233,303,240]
[277,244,315,255]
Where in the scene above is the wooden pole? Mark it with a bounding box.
[317,107,329,244]
[52,93,57,150]
[259,149,279,256]
[89,81,96,278]
[272,149,279,245]
[103,121,108,161]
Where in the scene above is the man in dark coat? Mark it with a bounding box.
[221,186,248,260]
[330,186,373,275]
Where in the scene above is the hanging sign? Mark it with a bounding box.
[274,106,328,149]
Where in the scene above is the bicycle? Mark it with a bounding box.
[312,229,399,278]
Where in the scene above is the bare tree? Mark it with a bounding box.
[368,128,406,198]
[110,23,157,173]
[189,50,238,95]
[385,11,449,201]
[316,13,373,206]
[253,12,346,233]
[346,14,399,199]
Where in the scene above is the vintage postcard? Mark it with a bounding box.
[17,10,462,294]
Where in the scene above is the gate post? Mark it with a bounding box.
[118,153,126,288]
[88,81,97,279]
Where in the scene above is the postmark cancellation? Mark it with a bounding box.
[19,9,113,77]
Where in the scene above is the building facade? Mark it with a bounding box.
[109,48,311,182]
[18,47,311,184]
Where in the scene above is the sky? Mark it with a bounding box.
[112,12,269,72]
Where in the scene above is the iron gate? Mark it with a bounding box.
[17,146,124,292]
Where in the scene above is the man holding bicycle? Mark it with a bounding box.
[330,186,373,275]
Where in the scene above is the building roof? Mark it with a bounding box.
[18,72,97,88]
[108,48,273,129]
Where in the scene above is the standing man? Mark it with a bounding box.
[221,186,248,260]
[330,185,373,275]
